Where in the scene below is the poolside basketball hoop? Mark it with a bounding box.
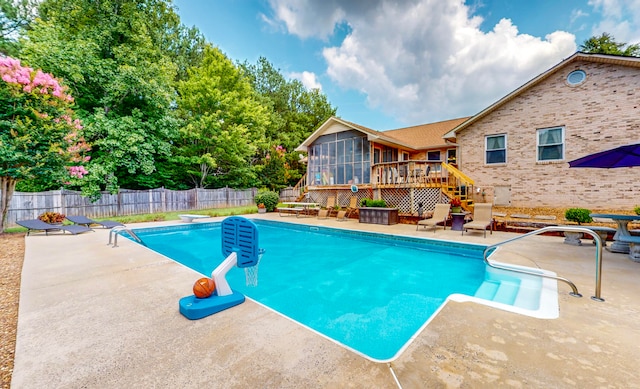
[244,248,265,287]
[179,216,265,320]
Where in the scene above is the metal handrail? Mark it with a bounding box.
[483,226,604,302]
[108,226,145,248]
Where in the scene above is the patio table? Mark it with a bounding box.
[589,213,640,253]
[279,202,319,217]
[450,212,469,231]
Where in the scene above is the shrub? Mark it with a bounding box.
[361,199,387,207]
[564,208,593,225]
[38,212,65,224]
[254,191,279,212]
[634,205,640,215]
[359,198,370,207]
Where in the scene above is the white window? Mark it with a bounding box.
[537,127,564,161]
[485,134,506,164]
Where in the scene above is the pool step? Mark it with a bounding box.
[474,279,521,306]
[513,277,541,310]
[474,280,499,300]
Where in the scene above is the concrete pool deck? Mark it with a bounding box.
[11,213,640,388]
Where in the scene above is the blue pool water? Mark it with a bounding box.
[129,220,520,361]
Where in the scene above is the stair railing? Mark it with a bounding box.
[108,226,145,248]
[482,226,605,301]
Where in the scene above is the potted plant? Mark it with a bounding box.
[257,203,266,214]
[38,212,66,224]
[564,208,593,225]
[450,197,462,213]
[563,208,593,246]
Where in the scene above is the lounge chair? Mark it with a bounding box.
[462,203,493,237]
[66,215,124,229]
[16,219,92,236]
[319,196,336,219]
[416,203,451,232]
[337,196,359,221]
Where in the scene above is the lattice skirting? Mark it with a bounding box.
[306,187,444,214]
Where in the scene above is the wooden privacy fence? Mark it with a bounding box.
[3,187,257,227]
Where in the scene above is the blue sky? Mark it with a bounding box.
[173,0,640,131]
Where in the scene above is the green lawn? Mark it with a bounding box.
[4,205,259,234]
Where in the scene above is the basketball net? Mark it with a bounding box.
[244,248,265,287]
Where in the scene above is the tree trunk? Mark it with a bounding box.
[0,176,17,234]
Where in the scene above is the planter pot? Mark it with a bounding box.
[358,207,399,225]
[563,231,583,246]
[258,208,266,214]
[451,206,462,213]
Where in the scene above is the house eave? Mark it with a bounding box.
[444,52,640,138]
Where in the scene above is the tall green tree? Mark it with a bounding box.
[241,57,336,189]
[175,45,269,188]
[0,57,90,232]
[580,32,640,57]
[20,0,204,196]
[0,0,37,56]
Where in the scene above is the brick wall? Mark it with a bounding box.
[458,59,640,209]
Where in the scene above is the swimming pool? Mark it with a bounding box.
[128,219,557,361]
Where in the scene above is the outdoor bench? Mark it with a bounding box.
[178,214,209,223]
[277,207,303,217]
[560,225,615,246]
[615,235,640,262]
[583,226,616,246]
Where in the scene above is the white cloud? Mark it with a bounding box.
[588,0,640,43]
[289,71,323,90]
[570,9,589,24]
[268,0,576,125]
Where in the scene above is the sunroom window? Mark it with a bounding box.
[537,127,564,161]
[485,134,506,164]
[308,130,370,185]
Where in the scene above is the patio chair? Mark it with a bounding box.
[416,203,451,232]
[318,196,336,219]
[337,196,359,221]
[462,203,493,237]
[16,219,92,236]
[66,215,124,229]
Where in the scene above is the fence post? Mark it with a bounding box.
[161,187,166,213]
[117,188,122,216]
[60,188,66,215]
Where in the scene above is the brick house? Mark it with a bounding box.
[295,117,469,213]
[444,52,640,209]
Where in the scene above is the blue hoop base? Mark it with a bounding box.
[179,291,245,320]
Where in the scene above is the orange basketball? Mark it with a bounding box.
[193,277,216,299]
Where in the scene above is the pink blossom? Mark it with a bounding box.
[67,165,89,178]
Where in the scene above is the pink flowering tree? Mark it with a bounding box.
[0,57,90,233]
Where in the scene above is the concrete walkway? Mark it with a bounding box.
[11,214,640,388]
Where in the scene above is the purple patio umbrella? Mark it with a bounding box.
[569,143,640,168]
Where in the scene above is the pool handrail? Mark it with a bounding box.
[108,226,145,247]
[483,226,604,302]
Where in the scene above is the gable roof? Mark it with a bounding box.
[383,117,470,149]
[443,52,640,139]
[296,116,467,152]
